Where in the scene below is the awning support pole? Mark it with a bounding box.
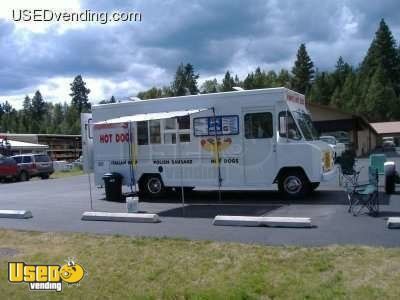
[88,173,93,210]
[84,123,93,211]
[177,117,185,216]
[128,122,137,194]
[212,107,222,202]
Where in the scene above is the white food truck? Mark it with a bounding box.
[82,87,336,198]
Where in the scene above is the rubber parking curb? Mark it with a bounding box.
[387,217,400,229]
[0,210,33,219]
[81,211,160,223]
[213,216,312,228]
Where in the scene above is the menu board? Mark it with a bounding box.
[194,115,239,136]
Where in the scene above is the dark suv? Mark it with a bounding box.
[12,153,54,181]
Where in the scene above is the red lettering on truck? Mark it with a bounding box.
[99,134,113,143]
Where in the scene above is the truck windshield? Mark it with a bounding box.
[292,110,318,141]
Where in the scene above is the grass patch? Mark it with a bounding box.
[50,167,84,179]
[0,229,399,299]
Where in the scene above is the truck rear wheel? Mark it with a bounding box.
[278,171,310,199]
[139,175,166,198]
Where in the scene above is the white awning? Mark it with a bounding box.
[95,108,209,124]
[0,139,48,150]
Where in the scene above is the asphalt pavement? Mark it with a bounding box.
[0,156,400,247]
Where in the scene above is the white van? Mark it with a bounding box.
[82,87,336,198]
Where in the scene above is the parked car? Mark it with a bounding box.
[319,136,346,159]
[11,153,54,180]
[0,156,20,181]
[382,137,396,150]
[323,131,351,150]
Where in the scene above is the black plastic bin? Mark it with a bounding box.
[102,172,123,202]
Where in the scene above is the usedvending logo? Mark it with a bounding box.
[8,258,86,292]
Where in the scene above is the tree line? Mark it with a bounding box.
[0,75,91,134]
[1,19,399,135]
[138,19,400,122]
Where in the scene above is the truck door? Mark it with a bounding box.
[242,107,276,185]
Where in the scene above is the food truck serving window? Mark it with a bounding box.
[244,112,273,139]
[137,121,149,145]
[150,120,161,144]
[163,117,191,144]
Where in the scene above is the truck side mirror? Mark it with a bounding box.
[87,118,93,139]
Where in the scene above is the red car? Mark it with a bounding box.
[0,156,19,181]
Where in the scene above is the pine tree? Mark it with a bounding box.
[70,75,91,113]
[0,101,18,133]
[360,19,400,95]
[221,71,235,92]
[200,79,219,94]
[277,69,291,87]
[364,66,398,121]
[171,63,199,96]
[308,72,332,105]
[52,103,65,133]
[339,72,356,110]
[137,87,163,100]
[291,44,315,94]
[65,105,80,134]
[234,75,241,87]
[31,90,46,133]
[265,70,278,87]
[333,57,352,90]
[22,95,32,133]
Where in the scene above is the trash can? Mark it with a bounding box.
[102,172,123,202]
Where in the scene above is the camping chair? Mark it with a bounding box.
[338,151,362,189]
[370,154,386,176]
[347,166,379,217]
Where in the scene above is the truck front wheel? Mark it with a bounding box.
[278,171,310,199]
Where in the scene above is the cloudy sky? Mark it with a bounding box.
[1,0,399,108]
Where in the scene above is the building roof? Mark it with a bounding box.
[370,122,400,135]
[0,139,48,150]
[307,101,378,134]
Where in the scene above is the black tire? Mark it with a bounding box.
[19,171,29,182]
[41,174,50,179]
[385,174,395,194]
[278,170,310,199]
[139,175,166,198]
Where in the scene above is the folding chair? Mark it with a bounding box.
[347,166,379,217]
[369,154,386,176]
[338,151,362,211]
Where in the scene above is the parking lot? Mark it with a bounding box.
[0,156,399,247]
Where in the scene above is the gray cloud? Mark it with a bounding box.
[0,0,399,102]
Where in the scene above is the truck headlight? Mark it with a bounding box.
[322,151,333,172]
